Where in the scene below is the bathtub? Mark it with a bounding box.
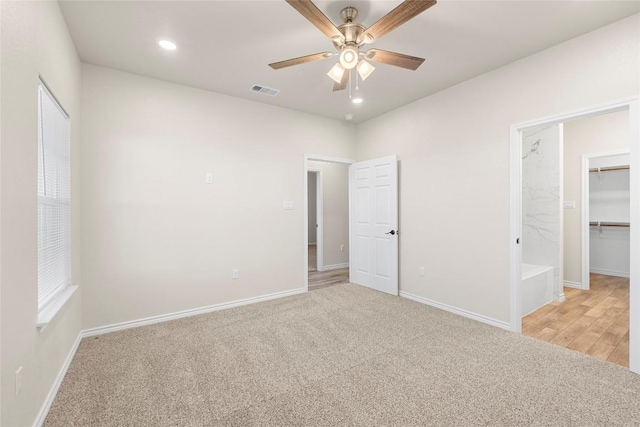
[521,263,554,317]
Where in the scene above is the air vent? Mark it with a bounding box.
[250,84,280,97]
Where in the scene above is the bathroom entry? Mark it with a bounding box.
[519,109,632,368]
[306,160,350,291]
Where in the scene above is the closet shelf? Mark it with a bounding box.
[589,165,629,173]
[589,221,630,227]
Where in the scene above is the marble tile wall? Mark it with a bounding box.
[522,124,562,299]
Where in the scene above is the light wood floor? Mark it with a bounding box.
[308,245,349,291]
[523,273,629,367]
[308,244,317,272]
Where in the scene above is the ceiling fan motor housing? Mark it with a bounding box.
[336,22,366,47]
[333,7,366,49]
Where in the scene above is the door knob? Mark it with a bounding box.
[385,230,397,235]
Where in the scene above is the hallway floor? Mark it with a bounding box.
[523,273,629,367]
[308,245,349,291]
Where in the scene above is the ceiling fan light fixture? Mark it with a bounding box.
[352,97,364,104]
[356,60,375,81]
[327,63,346,84]
[339,46,359,70]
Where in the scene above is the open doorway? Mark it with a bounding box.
[308,169,321,273]
[510,100,639,373]
[306,159,350,291]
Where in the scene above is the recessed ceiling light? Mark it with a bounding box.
[351,97,364,104]
[158,39,177,51]
[344,114,354,121]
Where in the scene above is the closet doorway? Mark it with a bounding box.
[583,151,630,290]
[510,100,639,373]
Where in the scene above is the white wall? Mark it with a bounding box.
[307,172,317,244]
[0,2,82,426]
[564,111,630,284]
[80,64,356,329]
[356,15,639,323]
[308,161,349,268]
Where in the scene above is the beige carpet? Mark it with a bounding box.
[46,283,640,426]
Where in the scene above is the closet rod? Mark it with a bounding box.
[588,165,630,173]
[589,221,630,228]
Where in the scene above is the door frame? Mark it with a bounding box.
[303,155,355,292]
[509,97,639,374]
[307,168,323,271]
[581,150,631,291]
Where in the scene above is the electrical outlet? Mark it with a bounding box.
[15,367,22,396]
[232,269,239,279]
[340,245,344,252]
[205,173,214,184]
[419,267,425,277]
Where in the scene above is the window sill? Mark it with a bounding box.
[37,285,78,332]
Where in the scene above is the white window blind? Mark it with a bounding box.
[38,83,71,309]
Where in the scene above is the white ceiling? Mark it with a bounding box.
[59,1,639,123]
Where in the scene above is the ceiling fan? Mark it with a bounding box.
[269,0,437,92]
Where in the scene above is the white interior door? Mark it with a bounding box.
[350,155,399,295]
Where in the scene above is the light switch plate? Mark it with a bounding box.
[283,201,294,210]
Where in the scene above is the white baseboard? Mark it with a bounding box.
[34,332,82,427]
[564,280,584,289]
[590,268,630,278]
[558,292,566,302]
[323,263,349,271]
[399,291,511,331]
[82,288,306,337]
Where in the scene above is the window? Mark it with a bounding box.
[38,82,71,310]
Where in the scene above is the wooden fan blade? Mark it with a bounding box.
[359,0,437,44]
[365,49,425,71]
[286,0,344,42]
[269,52,333,70]
[333,70,349,92]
